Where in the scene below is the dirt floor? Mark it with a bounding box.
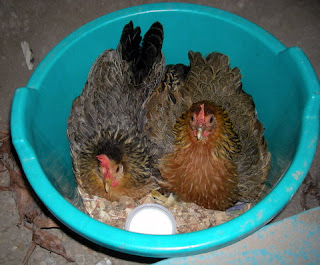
[1,0,319,264]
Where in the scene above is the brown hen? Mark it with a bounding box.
[145,51,271,210]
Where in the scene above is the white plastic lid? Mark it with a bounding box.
[125,204,176,235]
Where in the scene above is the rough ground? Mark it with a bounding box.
[0,0,319,264]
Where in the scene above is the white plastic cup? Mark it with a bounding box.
[125,204,177,235]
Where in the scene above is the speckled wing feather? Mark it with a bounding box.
[144,63,190,159]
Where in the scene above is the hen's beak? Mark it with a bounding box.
[196,127,203,140]
[104,179,113,193]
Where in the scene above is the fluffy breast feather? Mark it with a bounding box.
[158,105,241,210]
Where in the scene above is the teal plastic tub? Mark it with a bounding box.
[10,3,320,258]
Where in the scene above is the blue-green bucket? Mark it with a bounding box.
[10,3,320,258]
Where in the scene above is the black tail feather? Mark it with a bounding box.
[119,21,142,62]
[134,22,163,84]
[119,21,164,85]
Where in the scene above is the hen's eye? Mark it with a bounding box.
[191,116,194,122]
[115,165,123,174]
[209,117,214,123]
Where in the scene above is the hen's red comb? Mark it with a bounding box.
[96,154,109,168]
[197,104,205,125]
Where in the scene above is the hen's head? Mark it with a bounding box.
[96,154,124,192]
[189,102,216,140]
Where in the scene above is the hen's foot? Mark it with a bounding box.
[151,189,176,206]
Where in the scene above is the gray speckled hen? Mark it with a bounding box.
[67,21,165,201]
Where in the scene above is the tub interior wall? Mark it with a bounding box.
[29,11,304,205]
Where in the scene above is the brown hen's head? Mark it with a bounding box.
[189,102,217,140]
[96,154,123,193]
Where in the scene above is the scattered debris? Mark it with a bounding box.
[95,257,113,265]
[79,187,251,234]
[20,41,35,70]
[0,131,74,264]
[300,172,320,210]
